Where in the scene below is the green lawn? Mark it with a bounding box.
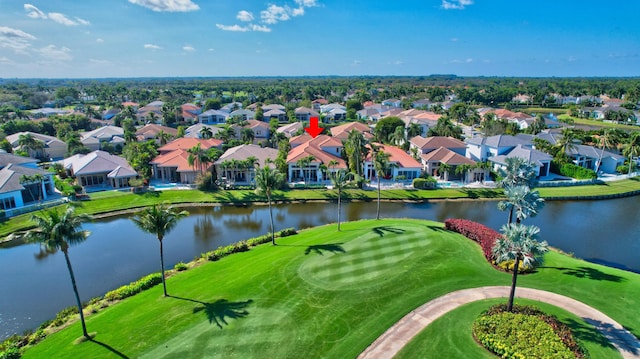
[558,114,640,131]
[395,298,621,359]
[21,219,640,358]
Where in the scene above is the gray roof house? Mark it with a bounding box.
[81,126,125,151]
[0,154,54,215]
[62,150,137,191]
[466,134,534,162]
[5,132,68,160]
[489,144,553,178]
[565,144,625,174]
[214,144,279,185]
[199,109,229,125]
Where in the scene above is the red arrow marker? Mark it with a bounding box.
[305,116,323,138]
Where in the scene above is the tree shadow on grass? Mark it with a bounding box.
[87,338,129,358]
[424,224,447,233]
[169,296,253,329]
[304,243,345,256]
[541,266,626,282]
[372,226,405,237]
[575,318,639,355]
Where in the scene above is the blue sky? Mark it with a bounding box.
[0,0,638,78]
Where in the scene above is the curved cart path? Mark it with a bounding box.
[358,286,640,359]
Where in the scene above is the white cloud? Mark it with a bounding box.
[216,24,250,32]
[291,7,305,16]
[0,26,36,52]
[89,58,112,65]
[261,4,290,24]
[0,56,14,65]
[128,0,199,12]
[237,10,254,22]
[24,4,90,26]
[39,45,72,61]
[441,0,473,10]
[96,38,104,43]
[251,24,272,32]
[183,45,196,52]
[24,4,47,19]
[144,43,163,50]
[450,58,473,64]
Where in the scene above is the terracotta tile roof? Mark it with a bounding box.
[289,133,343,148]
[158,138,222,153]
[135,124,178,137]
[410,136,467,151]
[330,122,372,138]
[151,150,195,172]
[286,135,346,168]
[413,112,442,121]
[366,144,421,169]
[421,147,476,165]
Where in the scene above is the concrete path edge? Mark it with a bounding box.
[357,286,640,359]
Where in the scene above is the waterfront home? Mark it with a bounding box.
[465,134,534,162]
[214,144,279,185]
[410,136,467,157]
[150,138,223,184]
[566,144,625,174]
[363,144,422,181]
[287,135,346,183]
[488,144,553,178]
[0,153,53,214]
[62,150,137,190]
[420,147,477,181]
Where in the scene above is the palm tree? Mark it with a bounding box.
[22,206,93,338]
[187,143,204,174]
[594,128,618,174]
[131,204,188,296]
[407,123,422,138]
[555,128,579,162]
[296,155,315,187]
[455,164,473,184]
[497,157,538,188]
[199,126,213,139]
[329,169,352,231]
[493,223,548,311]
[343,130,368,184]
[157,130,172,145]
[373,149,392,220]
[623,132,640,176]
[438,163,452,181]
[389,126,405,146]
[17,133,44,158]
[497,185,545,224]
[254,166,285,245]
[241,128,255,144]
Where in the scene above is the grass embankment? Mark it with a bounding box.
[558,114,640,131]
[2,177,640,239]
[22,219,640,358]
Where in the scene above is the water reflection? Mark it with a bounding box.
[33,245,57,261]
[193,215,218,244]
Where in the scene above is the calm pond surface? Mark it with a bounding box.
[1,197,639,339]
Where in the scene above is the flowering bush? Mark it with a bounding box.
[444,218,501,261]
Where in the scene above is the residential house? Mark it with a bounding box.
[465,134,534,162]
[356,103,394,121]
[135,124,178,143]
[184,124,222,139]
[320,103,347,122]
[311,99,328,111]
[382,99,403,108]
[62,150,137,190]
[214,144,279,185]
[221,102,243,113]
[5,132,68,160]
[102,108,121,121]
[181,103,202,123]
[0,153,54,215]
[399,110,441,136]
[566,145,625,174]
[150,138,223,184]
[198,109,229,124]
[477,108,535,130]
[263,108,287,123]
[294,107,320,122]
[412,99,433,109]
[410,136,467,156]
[30,108,69,118]
[80,126,125,151]
[488,144,553,178]
[329,122,374,141]
[363,144,422,181]
[229,109,256,121]
[277,122,303,138]
[231,120,270,143]
[287,135,346,183]
[420,147,477,181]
[262,104,286,112]
[137,100,164,123]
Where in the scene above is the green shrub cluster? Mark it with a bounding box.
[52,306,79,327]
[552,161,597,179]
[1,336,23,359]
[174,262,188,271]
[474,304,587,359]
[104,273,162,302]
[412,177,436,189]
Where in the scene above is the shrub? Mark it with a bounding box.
[52,306,79,327]
[247,235,271,247]
[496,259,534,274]
[474,304,587,359]
[104,273,162,301]
[27,329,46,345]
[0,344,21,359]
[206,241,249,261]
[276,227,297,238]
[413,177,436,189]
[444,218,501,261]
[552,161,597,179]
[174,262,188,271]
[196,173,218,191]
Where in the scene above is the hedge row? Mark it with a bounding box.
[551,161,597,179]
[412,177,437,189]
[201,228,298,262]
[104,273,163,302]
[444,218,501,261]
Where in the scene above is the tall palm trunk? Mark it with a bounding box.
[159,237,167,296]
[268,193,275,245]
[595,145,606,174]
[508,207,513,224]
[63,249,89,338]
[376,176,381,220]
[507,254,521,312]
[337,188,342,231]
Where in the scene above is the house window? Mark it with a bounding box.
[0,197,16,210]
[257,130,262,136]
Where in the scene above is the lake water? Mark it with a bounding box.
[1,197,639,339]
